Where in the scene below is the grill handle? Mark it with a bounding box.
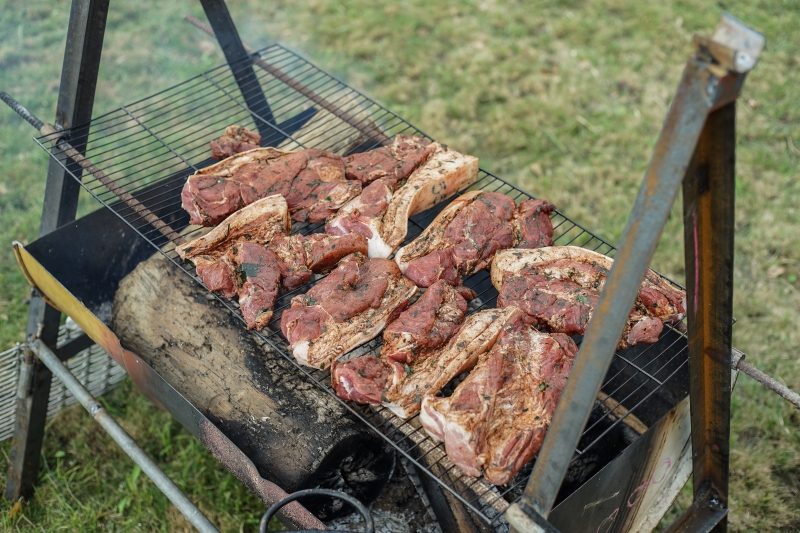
[259,489,374,533]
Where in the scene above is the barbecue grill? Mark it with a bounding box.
[5,3,789,532]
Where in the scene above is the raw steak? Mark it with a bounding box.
[326,142,479,258]
[281,253,418,369]
[332,281,474,406]
[395,191,556,287]
[420,309,578,485]
[332,306,522,418]
[182,147,360,226]
[342,134,436,185]
[176,197,368,329]
[210,125,262,160]
[491,246,686,350]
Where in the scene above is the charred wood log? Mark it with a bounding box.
[111,252,395,519]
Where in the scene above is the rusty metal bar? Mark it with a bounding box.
[736,359,800,410]
[0,92,186,246]
[184,13,390,147]
[681,102,736,533]
[28,341,220,533]
[506,14,764,530]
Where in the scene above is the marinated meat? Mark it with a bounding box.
[382,281,476,365]
[182,147,361,226]
[420,309,577,485]
[176,197,369,329]
[281,253,418,369]
[326,142,479,258]
[384,307,522,418]
[194,254,237,299]
[176,195,291,261]
[210,125,262,160]
[342,135,435,185]
[395,192,556,287]
[332,306,522,418]
[491,246,686,350]
[233,242,283,330]
[325,177,396,258]
[332,281,474,406]
[513,199,557,249]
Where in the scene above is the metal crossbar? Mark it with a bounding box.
[33,43,690,528]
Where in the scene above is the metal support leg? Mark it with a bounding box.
[664,103,737,533]
[199,0,275,136]
[6,0,109,501]
[505,14,763,532]
[28,341,220,533]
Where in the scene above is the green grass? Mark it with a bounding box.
[1,0,799,531]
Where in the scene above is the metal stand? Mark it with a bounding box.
[4,0,280,505]
[505,14,765,533]
[6,0,110,501]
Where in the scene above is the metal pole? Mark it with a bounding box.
[736,360,800,410]
[29,341,221,533]
[6,0,109,501]
[198,0,275,136]
[678,103,737,533]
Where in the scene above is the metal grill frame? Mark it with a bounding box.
[30,42,692,527]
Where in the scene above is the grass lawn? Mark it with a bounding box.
[1,0,799,531]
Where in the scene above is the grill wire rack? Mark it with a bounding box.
[35,44,690,528]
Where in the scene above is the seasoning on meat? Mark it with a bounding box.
[342,135,436,185]
[420,308,578,485]
[491,246,686,350]
[332,302,522,419]
[176,196,369,330]
[395,191,556,287]
[332,281,475,407]
[326,142,479,258]
[182,147,361,226]
[210,125,262,160]
[281,253,418,370]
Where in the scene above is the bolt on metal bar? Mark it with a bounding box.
[28,340,220,533]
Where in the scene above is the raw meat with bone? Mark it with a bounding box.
[491,246,686,350]
[176,196,367,329]
[331,281,474,406]
[326,142,479,258]
[333,305,522,419]
[394,191,556,287]
[420,308,578,485]
[210,125,262,160]
[182,147,360,226]
[281,253,418,369]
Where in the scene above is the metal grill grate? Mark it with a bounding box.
[34,44,689,528]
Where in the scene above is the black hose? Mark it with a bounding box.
[259,488,374,533]
[0,91,44,131]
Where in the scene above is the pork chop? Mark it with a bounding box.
[281,253,418,369]
[491,247,686,350]
[395,192,556,287]
[420,310,577,485]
